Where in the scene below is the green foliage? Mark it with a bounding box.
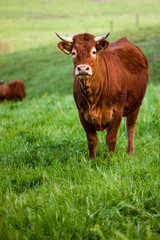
[0,0,160,239]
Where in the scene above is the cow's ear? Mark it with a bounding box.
[96,40,109,53]
[57,42,72,55]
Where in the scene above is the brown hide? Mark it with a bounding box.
[57,33,148,159]
[0,79,26,102]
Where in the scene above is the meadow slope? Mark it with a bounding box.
[0,0,160,239]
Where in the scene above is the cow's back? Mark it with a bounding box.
[108,38,148,74]
[7,79,26,100]
[104,38,148,116]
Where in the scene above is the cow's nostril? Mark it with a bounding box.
[86,67,89,71]
[77,67,81,71]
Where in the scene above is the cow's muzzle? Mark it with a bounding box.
[75,65,92,78]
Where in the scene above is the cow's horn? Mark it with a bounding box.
[56,32,73,43]
[0,80,4,84]
[94,32,110,42]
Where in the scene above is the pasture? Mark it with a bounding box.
[0,0,160,239]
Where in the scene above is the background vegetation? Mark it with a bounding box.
[0,0,160,239]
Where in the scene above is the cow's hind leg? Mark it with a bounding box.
[125,107,140,154]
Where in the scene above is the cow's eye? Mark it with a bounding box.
[71,50,76,57]
[92,50,97,55]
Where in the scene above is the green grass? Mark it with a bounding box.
[0,85,160,240]
[0,0,160,239]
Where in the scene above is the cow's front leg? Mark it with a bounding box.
[87,130,98,160]
[79,114,98,159]
[106,113,122,152]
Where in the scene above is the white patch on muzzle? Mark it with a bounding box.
[75,65,92,77]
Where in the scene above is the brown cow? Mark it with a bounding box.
[56,32,148,159]
[0,79,26,102]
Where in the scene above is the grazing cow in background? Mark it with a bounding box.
[56,32,148,159]
[0,79,26,102]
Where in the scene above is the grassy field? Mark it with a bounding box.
[0,0,160,239]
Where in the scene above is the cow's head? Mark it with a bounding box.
[56,32,110,82]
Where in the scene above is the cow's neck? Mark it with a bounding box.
[79,55,107,106]
[79,77,99,103]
